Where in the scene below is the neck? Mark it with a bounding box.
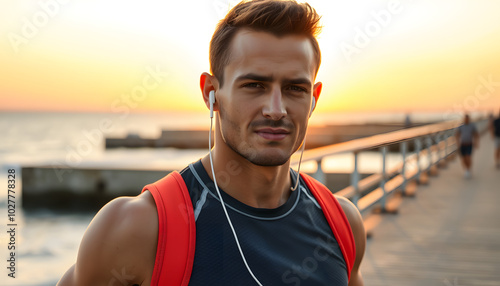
[201,148,293,209]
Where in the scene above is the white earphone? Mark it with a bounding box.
[209,90,215,118]
[310,97,316,117]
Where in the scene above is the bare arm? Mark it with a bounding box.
[57,192,158,286]
[336,196,366,286]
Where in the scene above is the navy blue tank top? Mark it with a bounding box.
[180,160,348,285]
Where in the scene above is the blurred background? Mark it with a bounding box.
[1,0,499,285]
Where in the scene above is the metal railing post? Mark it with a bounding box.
[401,140,408,196]
[426,135,433,171]
[444,131,449,158]
[351,151,360,207]
[436,133,443,167]
[447,129,455,155]
[380,146,388,210]
[313,158,326,184]
[415,137,422,184]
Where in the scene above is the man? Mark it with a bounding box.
[455,114,479,178]
[491,109,500,168]
[58,1,365,285]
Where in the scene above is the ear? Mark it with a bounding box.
[311,81,322,113]
[200,72,219,112]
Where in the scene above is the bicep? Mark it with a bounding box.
[336,196,366,286]
[348,270,364,286]
[58,195,156,286]
[58,198,129,285]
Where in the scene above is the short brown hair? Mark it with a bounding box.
[209,0,322,87]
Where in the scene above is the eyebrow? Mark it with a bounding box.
[235,73,312,86]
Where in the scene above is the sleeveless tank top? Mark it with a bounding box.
[174,160,349,285]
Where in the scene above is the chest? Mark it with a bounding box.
[188,196,348,285]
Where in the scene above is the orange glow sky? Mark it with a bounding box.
[1,0,499,114]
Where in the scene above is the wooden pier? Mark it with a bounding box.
[360,134,500,285]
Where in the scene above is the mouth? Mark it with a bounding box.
[255,128,290,141]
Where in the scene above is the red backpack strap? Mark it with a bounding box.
[300,173,356,282]
[141,171,196,286]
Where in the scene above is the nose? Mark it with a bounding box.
[262,86,287,121]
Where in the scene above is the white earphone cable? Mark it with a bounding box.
[290,137,306,192]
[292,97,314,191]
[208,116,264,286]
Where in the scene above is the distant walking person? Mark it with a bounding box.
[491,109,500,168]
[455,114,479,179]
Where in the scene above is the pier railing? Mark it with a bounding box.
[292,119,487,214]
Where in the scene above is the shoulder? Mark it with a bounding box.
[70,192,158,285]
[91,191,158,244]
[334,195,365,241]
[334,196,358,218]
[84,191,158,247]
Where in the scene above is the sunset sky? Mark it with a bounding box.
[1,0,499,114]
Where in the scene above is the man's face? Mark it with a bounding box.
[215,29,320,166]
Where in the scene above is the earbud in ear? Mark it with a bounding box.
[309,97,316,116]
[209,90,215,118]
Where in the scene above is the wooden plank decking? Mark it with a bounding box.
[360,134,500,286]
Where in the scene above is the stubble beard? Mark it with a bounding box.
[218,107,305,167]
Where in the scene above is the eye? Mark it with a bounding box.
[287,85,308,93]
[242,82,264,89]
